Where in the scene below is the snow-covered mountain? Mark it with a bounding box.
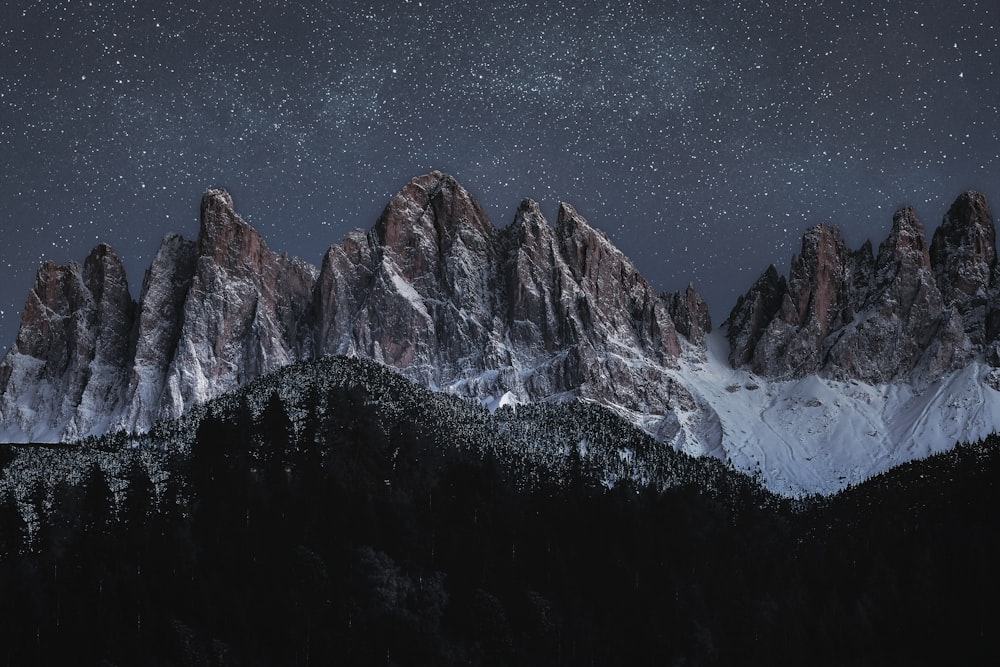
[1,172,998,495]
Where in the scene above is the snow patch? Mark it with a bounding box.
[668,330,1000,496]
[482,391,519,414]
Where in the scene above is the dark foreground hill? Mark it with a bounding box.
[0,356,998,665]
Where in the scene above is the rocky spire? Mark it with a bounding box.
[373,170,495,284]
[822,206,955,381]
[119,233,197,432]
[929,191,996,345]
[554,202,682,362]
[745,224,853,377]
[667,284,712,345]
[724,264,786,369]
[0,245,134,440]
[325,172,501,376]
[157,188,317,421]
[500,198,565,350]
[726,202,978,383]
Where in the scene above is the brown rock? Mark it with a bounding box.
[667,284,712,345]
[929,191,996,344]
[159,189,317,418]
[724,264,786,368]
[0,245,135,439]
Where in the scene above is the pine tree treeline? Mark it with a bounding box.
[0,356,998,664]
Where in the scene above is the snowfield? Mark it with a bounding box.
[659,330,1000,496]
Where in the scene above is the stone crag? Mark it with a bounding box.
[725,192,996,383]
[0,172,703,441]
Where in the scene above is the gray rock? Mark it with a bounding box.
[0,245,135,440]
[727,195,995,384]
[667,284,713,345]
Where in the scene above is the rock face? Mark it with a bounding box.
[157,190,316,421]
[743,224,854,377]
[930,191,996,345]
[725,265,786,368]
[0,245,134,440]
[726,192,996,382]
[667,285,712,346]
[313,174,687,413]
[315,172,503,380]
[0,172,704,441]
[120,234,197,432]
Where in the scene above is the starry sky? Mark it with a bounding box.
[1,0,997,349]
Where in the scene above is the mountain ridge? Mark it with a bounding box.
[1,172,998,495]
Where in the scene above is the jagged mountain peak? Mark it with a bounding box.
[504,198,551,248]
[796,223,845,273]
[198,188,239,241]
[196,187,269,264]
[374,171,494,254]
[83,243,129,301]
[85,242,119,262]
[555,201,631,284]
[783,222,849,331]
[516,197,542,215]
[948,190,992,220]
[878,205,931,270]
[667,284,713,345]
[931,190,996,301]
[0,240,134,440]
[555,201,598,238]
[725,194,1000,384]
[201,187,235,212]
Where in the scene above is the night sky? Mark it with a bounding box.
[1,0,997,350]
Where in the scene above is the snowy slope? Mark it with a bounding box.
[656,330,1000,496]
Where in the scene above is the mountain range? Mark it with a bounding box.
[1,172,998,495]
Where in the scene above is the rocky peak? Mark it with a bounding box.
[556,202,682,361]
[199,188,237,241]
[507,198,548,242]
[10,260,87,366]
[82,243,130,312]
[313,229,377,357]
[555,202,642,302]
[373,172,495,284]
[499,199,563,350]
[869,206,938,321]
[15,247,132,366]
[0,243,135,440]
[667,284,712,345]
[736,222,856,376]
[153,189,317,421]
[197,188,269,266]
[726,200,976,382]
[876,206,931,275]
[346,172,500,373]
[780,224,850,333]
[119,234,198,432]
[502,199,558,267]
[930,191,995,303]
[555,202,607,283]
[724,265,787,368]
